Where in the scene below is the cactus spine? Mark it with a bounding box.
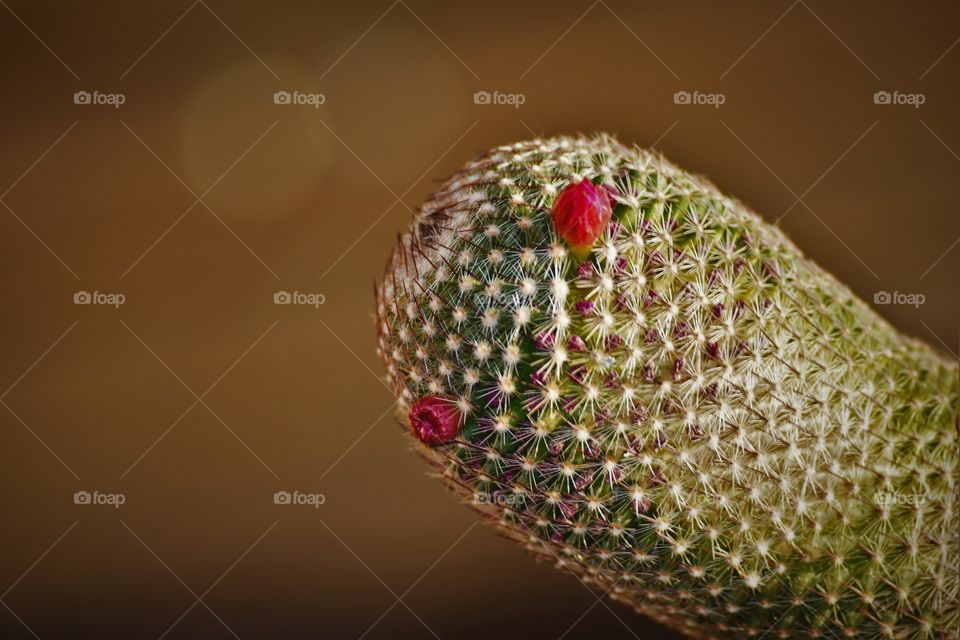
[374,135,959,639]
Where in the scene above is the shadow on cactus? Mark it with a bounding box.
[373,134,958,639]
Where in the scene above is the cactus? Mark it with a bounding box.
[374,134,958,639]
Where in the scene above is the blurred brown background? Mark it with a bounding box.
[1,1,958,638]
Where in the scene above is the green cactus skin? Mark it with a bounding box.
[374,135,959,639]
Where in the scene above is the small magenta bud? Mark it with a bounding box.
[576,261,595,280]
[409,396,461,444]
[567,335,587,352]
[604,335,623,351]
[550,179,615,257]
[574,299,595,315]
[534,331,555,350]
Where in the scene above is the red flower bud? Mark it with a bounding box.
[409,396,462,444]
[550,179,615,256]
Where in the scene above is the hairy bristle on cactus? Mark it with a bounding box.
[374,134,959,639]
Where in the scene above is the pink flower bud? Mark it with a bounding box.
[550,180,615,255]
[409,396,461,444]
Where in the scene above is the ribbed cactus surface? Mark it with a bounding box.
[374,135,958,639]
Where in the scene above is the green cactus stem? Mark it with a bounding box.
[374,134,958,639]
